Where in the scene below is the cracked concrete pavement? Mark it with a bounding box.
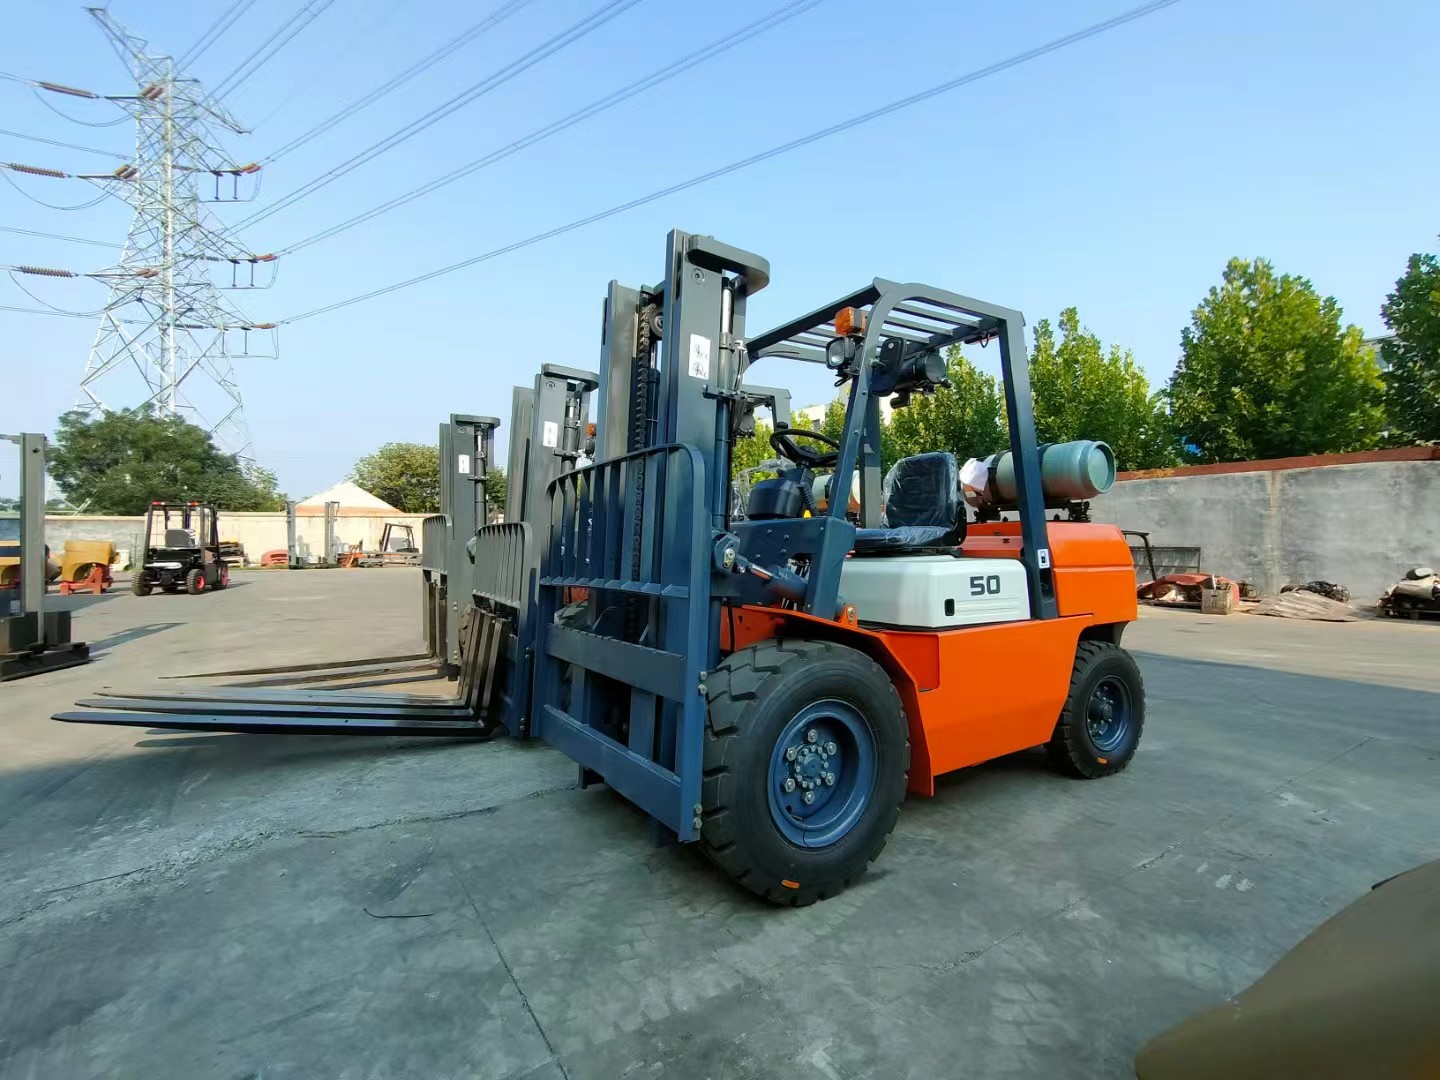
[1,572,1436,1078]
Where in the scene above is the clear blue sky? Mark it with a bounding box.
[3,0,1436,500]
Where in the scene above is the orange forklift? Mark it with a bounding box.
[516,230,1145,904]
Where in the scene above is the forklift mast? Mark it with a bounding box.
[529,230,770,839]
[428,414,499,673]
[467,364,598,735]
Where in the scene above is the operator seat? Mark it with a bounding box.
[852,451,966,555]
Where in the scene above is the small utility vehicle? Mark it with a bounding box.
[132,501,229,596]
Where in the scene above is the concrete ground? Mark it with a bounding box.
[1,571,1437,1080]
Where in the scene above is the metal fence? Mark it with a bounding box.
[1124,531,1202,582]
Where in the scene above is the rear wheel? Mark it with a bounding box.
[700,640,909,906]
[1046,641,1145,779]
[215,564,230,590]
[185,568,206,595]
[131,575,152,597]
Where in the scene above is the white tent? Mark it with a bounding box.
[297,480,399,512]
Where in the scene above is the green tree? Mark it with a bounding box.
[352,442,440,513]
[1380,241,1440,443]
[484,467,507,515]
[1168,258,1384,462]
[1029,308,1176,470]
[48,407,286,514]
[730,420,781,474]
[885,345,1007,467]
[818,397,848,444]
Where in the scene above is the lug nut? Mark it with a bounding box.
[824,772,835,786]
[803,791,815,804]
[824,741,838,755]
[783,778,796,793]
[785,746,798,762]
[806,729,818,744]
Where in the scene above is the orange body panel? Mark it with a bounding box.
[721,522,1136,796]
[964,521,1138,625]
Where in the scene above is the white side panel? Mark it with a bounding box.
[839,555,1031,629]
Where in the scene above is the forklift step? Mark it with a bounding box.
[53,710,499,737]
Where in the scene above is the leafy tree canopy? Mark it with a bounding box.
[352,442,440,513]
[1030,308,1177,470]
[1380,241,1440,443]
[886,345,1007,467]
[484,467,507,515]
[48,408,286,515]
[1168,258,1384,462]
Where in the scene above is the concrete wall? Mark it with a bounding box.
[9,509,431,568]
[1091,458,1440,604]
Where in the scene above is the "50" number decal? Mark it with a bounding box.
[969,574,1002,596]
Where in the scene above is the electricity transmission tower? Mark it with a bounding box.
[76,7,275,459]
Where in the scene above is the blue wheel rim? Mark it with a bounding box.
[1086,675,1132,754]
[767,699,877,848]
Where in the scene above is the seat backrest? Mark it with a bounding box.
[165,528,195,547]
[882,452,961,529]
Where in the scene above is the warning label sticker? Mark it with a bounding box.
[456,454,471,474]
[542,421,559,448]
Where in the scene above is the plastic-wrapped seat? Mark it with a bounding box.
[852,451,966,555]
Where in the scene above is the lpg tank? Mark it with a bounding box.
[964,440,1116,509]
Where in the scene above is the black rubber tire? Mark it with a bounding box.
[185,568,206,595]
[214,565,229,590]
[700,640,910,906]
[131,576,152,596]
[1046,641,1145,779]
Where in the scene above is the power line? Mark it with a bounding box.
[282,0,828,255]
[30,87,129,127]
[0,303,95,320]
[209,0,338,105]
[179,0,263,69]
[0,171,110,210]
[284,0,1185,324]
[263,0,539,164]
[0,225,119,248]
[249,2,410,129]
[6,272,109,317]
[0,127,127,159]
[229,0,645,235]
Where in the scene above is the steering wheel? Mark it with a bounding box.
[770,426,841,469]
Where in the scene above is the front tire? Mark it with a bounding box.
[185,568,206,595]
[131,576,152,597]
[700,640,909,906]
[1046,641,1145,779]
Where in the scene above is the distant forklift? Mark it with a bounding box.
[132,501,229,595]
[339,522,423,568]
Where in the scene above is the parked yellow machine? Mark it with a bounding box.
[59,540,118,594]
[0,539,60,588]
